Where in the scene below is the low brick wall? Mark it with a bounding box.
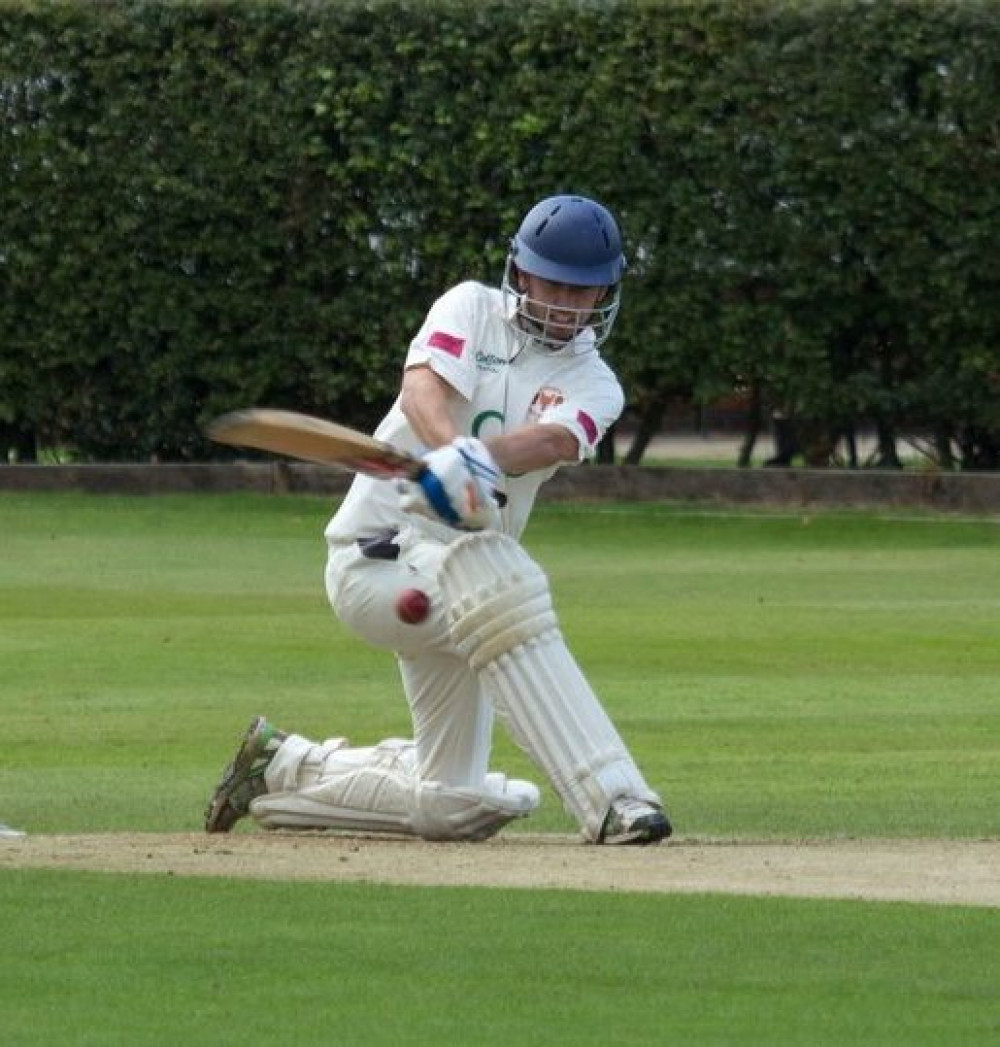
[0,462,349,496]
[543,465,1000,514]
[2,462,999,513]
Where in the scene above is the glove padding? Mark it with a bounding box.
[400,437,502,531]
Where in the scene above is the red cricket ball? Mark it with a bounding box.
[395,587,431,625]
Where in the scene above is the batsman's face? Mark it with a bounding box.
[518,273,607,346]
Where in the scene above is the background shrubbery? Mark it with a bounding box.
[1,0,999,465]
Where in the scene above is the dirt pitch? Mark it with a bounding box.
[2,833,998,907]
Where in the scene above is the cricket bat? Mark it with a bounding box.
[205,408,424,480]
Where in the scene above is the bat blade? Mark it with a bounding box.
[205,408,421,479]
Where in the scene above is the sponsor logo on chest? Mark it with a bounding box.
[475,350,507,373]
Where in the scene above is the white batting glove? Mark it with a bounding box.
[400,437,502,531]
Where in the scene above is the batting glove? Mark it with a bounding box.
[400,437,502,531]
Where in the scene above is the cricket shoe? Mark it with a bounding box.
[599,798,672,845]
[0,822,26,840]
[204,716,287,833]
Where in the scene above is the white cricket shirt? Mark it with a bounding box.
[325,281,624,543]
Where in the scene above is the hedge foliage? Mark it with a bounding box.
[1,0,999,465]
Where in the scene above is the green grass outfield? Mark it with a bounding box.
[1,492,998,1045]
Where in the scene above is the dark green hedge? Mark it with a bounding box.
[2,0,999,465]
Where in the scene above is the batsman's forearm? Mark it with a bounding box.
[486,424,578,475]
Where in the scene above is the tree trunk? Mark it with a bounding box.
[874,420,902,469]
[595,422,616,465]
[933,427,955,470]
[765,412,799,467]
[737,381,763,468]
[623,396,666,466]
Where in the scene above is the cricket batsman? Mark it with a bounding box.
[205,193,672,845]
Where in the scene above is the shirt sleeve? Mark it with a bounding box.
[404,282,481,401]
[537,360,625,462]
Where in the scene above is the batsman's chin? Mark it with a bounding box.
[538,325,580,348]
[515,316,578,351]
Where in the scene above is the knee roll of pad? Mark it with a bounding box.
[441,532,558,667]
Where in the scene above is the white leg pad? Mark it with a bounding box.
[440,532,659,841]
[251,734,538,841]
